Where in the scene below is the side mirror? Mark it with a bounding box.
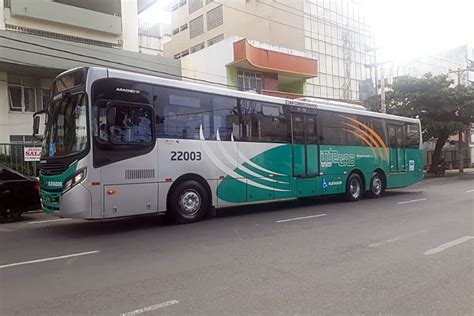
[33,110,45,141]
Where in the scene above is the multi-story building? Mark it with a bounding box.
[165,0,375,101]
[393,44,473,87]
[138,20,171,56]
[0,0,181,144]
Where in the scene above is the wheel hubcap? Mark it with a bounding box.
[350,179,361,198]
[373,177,382,195]
[179,190,201,218]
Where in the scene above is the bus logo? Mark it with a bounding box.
[320,150,355,167]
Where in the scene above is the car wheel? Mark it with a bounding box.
[369,172,385,198]
[0,206,23,223]
[345,174,363,202]
[168,180,209,224]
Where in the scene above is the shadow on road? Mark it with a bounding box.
[25,189,426,239]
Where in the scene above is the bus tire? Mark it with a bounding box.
[167,180,208,224]
[369,172,385,198]
[345,173,363,202]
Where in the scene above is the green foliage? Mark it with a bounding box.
[365,73,474,142]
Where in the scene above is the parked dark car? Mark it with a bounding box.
[0,165,41,222]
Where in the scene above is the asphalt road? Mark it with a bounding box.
[1,175,473,315]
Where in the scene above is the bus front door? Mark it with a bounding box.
[292,114,318,197]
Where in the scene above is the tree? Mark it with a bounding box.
[365,73,474,173]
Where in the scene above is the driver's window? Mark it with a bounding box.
[98,104,153,144]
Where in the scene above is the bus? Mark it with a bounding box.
[33,67,423,224]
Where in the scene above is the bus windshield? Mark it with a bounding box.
[42,92,88,158]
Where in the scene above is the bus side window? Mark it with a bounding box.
[388,125,396,148]
[155,87,210,140]
[319,111,347,145]
[211,95,238,141]
[98,104,153,144]
[370,118,387,146]
[405,123,420,149]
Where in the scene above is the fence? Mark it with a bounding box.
[0,143,41,176]
[425,149,471,169]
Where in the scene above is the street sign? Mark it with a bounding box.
[24,147,42,161]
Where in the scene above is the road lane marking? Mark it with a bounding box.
[369,230,429,248]
[369,237,402,248]
[122,300,180,316]
[424,236,474,256]
[465,189,474,193]
[0,228,16,232]
[28,218,72,224]
[0,250,100,269]
[276,213,327,223]
[397,198,427,205]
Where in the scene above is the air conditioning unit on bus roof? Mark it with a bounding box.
[296,97,367,111]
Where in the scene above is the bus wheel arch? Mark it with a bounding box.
[166,174,212,224]
[345,169,365,202]
[369,169,386,198]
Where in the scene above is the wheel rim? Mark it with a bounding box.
[0,207,20,220]
[349,178,361,199]
[372,177,382,195]
[178,189,201,218]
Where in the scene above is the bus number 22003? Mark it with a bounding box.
[171,151,202,161]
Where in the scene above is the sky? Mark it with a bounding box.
[140,0,474,62]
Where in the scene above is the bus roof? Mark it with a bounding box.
[83,67,420,124]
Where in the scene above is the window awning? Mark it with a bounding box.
[227,39,318,79]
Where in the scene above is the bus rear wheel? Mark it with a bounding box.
[345,174,363,202]
[369,172,385,198]
[168,180,208,224]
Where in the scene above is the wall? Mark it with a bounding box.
[120,0,139,52]
[0,0,5,30]
[0,71,51,143]
[4,2,122,45]
[180,36,236,86]
[165,0,305,58]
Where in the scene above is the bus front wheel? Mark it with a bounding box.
[168,180,208,224]
[345,174,363,202]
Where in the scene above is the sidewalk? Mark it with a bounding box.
[424,167,474,178]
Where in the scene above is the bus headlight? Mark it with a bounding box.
[64,168,87,192]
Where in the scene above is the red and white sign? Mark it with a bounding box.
[24,147,42,161]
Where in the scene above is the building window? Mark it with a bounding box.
[237,70,262,93]
[189,0,203,14]
[7,75,39,113]
[207,33,224,46]
[190,42,205,54]
[189,15,204,39]
[174,53,181,59]
[179,23,188,31]
[179,0,187,7]
[9,135,36,143]
[172,28,179,35]
[171,2,179,11]
[181,49,190,57]
[41,89,50,111]
[206,5,223,31]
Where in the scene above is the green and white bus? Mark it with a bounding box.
[34,67,423,223]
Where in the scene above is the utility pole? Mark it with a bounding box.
[380,65,386,113]
[448,65,473,173]
[365,46,392,113]
[365,60,391,113]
